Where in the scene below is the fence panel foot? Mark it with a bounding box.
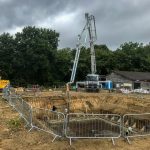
[28,126,34,132]
[111,138,115,145]
[52,135,58,142]
[69,138,72,145]
[126,137,131,144]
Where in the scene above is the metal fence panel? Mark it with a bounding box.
[2,88,32,126]
[13,96,23,113]
[21,100,32,125]
[65,113,121,139]
[123,113,150,138]
[9,95,18,107]
[2,86,10,101]
[32,107,65,137]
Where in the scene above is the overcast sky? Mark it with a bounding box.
[0,0,150,50]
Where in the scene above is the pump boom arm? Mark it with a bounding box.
[69,13,97,84]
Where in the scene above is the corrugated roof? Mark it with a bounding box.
[114,71,150,81]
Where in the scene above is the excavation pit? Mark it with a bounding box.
[66,118,121,138]
[22,91,150,139]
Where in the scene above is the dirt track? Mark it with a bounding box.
[1,92,150,150]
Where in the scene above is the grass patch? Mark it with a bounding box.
[7,118,22,131]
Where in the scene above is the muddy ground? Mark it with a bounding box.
[0,91,150,150]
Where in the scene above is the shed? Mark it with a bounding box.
[106,71,150,90]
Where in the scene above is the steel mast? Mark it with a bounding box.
[85,13,97,74]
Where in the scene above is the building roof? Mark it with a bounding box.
[114,71,150,81]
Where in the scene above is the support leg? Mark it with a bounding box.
[52,135,58,143]
[70,138,72,145]
[126,137,131,144]
[111,138,115,146]
[28,126,34,132]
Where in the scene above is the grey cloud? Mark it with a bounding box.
[0,0,72,29]
[0,0,150,50]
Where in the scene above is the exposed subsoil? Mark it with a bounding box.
[23,91,150,114]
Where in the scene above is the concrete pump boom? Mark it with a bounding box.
[69,13,97,84]
[85,13,97,74]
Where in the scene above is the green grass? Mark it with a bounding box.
[7,118,22,131]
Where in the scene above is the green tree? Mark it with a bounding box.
[55,48,72,84]
[12,26,59,86]
[95,44,114,75]
[113,42,150,72]
[0,33,15,79]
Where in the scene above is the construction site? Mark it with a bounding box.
[1,89,150,150]
[0,12,150,150]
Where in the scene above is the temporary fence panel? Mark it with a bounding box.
[65,113,121,145]
[2,86,10,100]
[13,96,23,113]
[21,99,32,125]
[32,107,65,137]
[9,95,19,107]
[123,113,150,138]
[2,88,32,126]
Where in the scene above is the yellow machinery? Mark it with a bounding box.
[0,80,10,91]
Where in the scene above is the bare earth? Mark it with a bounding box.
[0,92,150,150]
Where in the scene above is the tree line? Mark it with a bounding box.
[0,26,150,87]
